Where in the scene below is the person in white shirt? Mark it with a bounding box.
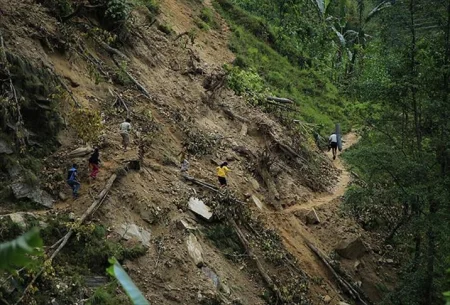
[329,133,338,160]
[119,118,132,151]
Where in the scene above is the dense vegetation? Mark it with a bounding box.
[216,0,450,304]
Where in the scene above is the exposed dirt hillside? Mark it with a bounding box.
[0,0,397,304]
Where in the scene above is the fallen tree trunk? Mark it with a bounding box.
[304,239,371,305]
[267,96,294,104]
[257,167,281,209]
[14,173,119,305]
[266,101,299,112]
[112,56,152,100]
[229,217,285,302]
[222,107,250,123]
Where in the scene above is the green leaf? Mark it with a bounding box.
[0,228,43,270]
[107,257,150,305]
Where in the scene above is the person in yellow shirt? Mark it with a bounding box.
[216,162,230,187]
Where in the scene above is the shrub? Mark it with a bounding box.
[225,65,270,105]
[157,23,174,35]
[105,0,131,24]
[68,108,103,144]
[199,7,219,29]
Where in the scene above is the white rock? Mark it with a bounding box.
[117,224,151,247]
[186,234,204,267]
[251,195,264,210]
[188,197,213,220]
[9,213,26,228]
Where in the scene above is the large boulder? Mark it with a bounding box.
[305,208,320,225]
[10,182,54,208]
[188,197,213,220]
[251,195,264,210]
[186,233,204,267]
[335,237,366,259]
[116,223,151,247]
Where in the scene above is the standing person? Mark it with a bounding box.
[329,132,338,160]
[88,148,100,179]
[119,118,132,151]
[67,164,80,198]
[216,162,230,187]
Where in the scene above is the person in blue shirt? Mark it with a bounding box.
[67,164,80,198]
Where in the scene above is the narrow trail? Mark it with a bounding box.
[263,132,360,298]
[285,132,359,213]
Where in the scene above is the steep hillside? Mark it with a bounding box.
[0,0,396,304]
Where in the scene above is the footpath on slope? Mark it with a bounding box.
[262,132,360,303]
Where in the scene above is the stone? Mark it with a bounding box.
[220,282,231,295]
[58,192,68,201]
[0,139,13,154]
[323,295,332,303]
[178,219,196,230]
[116,224,151,247]
[251,195,264,210]
[338,303,351,305]
[84,276,108,288]
[249,177,260,190]
[201,266,219,287]
[240,123,248,136]
[354,260,361,271]
[335,237,366,259]
[8,213,26,228]
[67,146,92,157]
[186,234,204,267]
[385,259,394,264]
[188,197,213,220]
[10,182,54,208]
[305,208,320,225]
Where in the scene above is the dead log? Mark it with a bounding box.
[257,167,281,209]
[109,88,130,116]
[182,174,219,193]
[94,37,129,61]
[14,173,119,305]
[112,56,152,100]
[222,107,250,123]
[229,218,285,302]
[266,101,299,112]
[304,239,371,305]
[267,96,294,104]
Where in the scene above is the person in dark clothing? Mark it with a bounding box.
[67,164,80,198]
[88,148,100,179]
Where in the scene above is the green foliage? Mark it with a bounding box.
[107,257,150,305]
[157,23,174,36]
[199,7,219,29]
[134,0,160,15]
[105,0,131,24]
[68,108,103,144]
[205,223,246,262]
[0,228,43,271]
[225,65,269,105]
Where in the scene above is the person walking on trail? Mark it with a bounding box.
[67,164,80,198]
[329,132,338,160]
[88,148,100,179]
[120,118,132,151]
[217,162,230,187]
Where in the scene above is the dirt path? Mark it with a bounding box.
[285,132,359,213]
[263,132,359,300]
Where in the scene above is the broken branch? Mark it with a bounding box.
[267,96,294,104]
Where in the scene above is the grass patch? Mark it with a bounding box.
[214,0,352,133]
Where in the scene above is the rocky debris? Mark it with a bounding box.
[251,194,264,210]
[305,208,320,225]
[240,123,248,136]
[116,223,151,247]
[338,302,351,305]
[177,218,197,230]
[0,139,13,154]
[354,260,361,272]
[202,266,219,287]
[84,276,108,288]
[249,177,260,190]
[188,197,213,220]
[8,213,26,228]
[67,146,93,157]
[323,295,332,303]
[186,233,204,267]
[335,237,366,259]
[58,192,68,201]
[11,181,54,208]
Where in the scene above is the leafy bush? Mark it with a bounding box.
[105,0,131,24]
[225,65,270,105]
[199,7,219,29]
[194,18,210,31]
[68,108,103,144]
[157,22,175,35]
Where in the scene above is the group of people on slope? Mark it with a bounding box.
[67,118,337,198]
